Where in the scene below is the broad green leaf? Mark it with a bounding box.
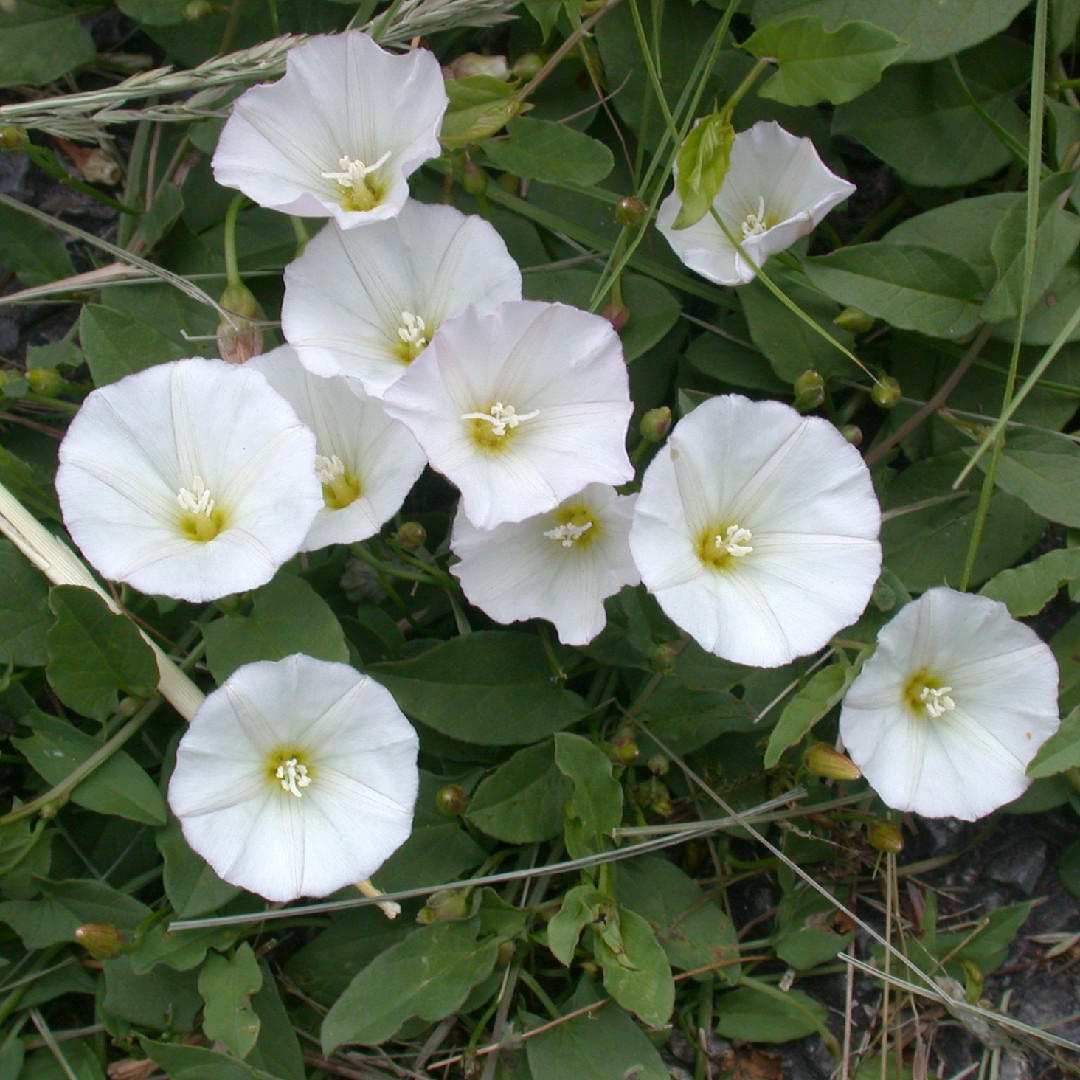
[0,1039,24,1080]
[158,815,241,918]
[764,662,852,767]
[1060,838,1080,900]
[615,855,741,982]
[247,961,305,1080]
[199,944,263,1059]
[980,548,1080,618]
[46,586,158,722]
[673,112,734,230]
[637,684,756,756]
[716,982,830,1042]
[595,905,675,1028]
[684,316,789,394]
[0,1,94,88]
[134,181,185,250]
[466,740,571,842]
[0,878,150,949]
[803,243,985,339]
[103,959,202,1034]
[526,990,669,1080]
[752,0,1029,64]
[482,117,613,186]
[203,573,348,682]
[0,538,51,666]
[19,1040,105,1080]
[369,632,590,745]
[0,202,75,287]
[772,887,852,970]
[935,900,1031,976]
[129,918,238,976]
[15,711,167,826]
[1028,706,1080,779]
[0,817,52,900]
[976,433,1080,527]
[546,885,608,966]
[831,37,1030,187]
[554,732,622,857]
[118,0,190,25]
[138,1039,267,1080]
[742,18,908,106]
[321,918,499,1051]
[441,76,527,146]
[79,303,189,386]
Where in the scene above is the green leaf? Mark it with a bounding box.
[554,732,622,858]
[1028,706,1080,779]
[742,18,908,106]
[482,117,614,186]
[441,76,527,146]
[203,573,348,682]
[158,815,241,918]
[0,1,94,88]
[199,944,263,1060]
[246,961,305,1080]
[595,905,675,1028]
[1059,838,1080,900]
[980,548,1080,618]
[716,982,830,1042]
[0,817,52,899]
[14,711,167,826]
[20,1040,105,1080]
[46,586,158,722]
[0,202,75,287]
[764,662,852,768]
[752,0,1029,64]
[369,632,590,745]
[803,243,985,339]
[104,959,203,1034]
[546,885,608,966]
[134,181,186,250]
[79,303,189,386]
[974,432,1080,527]
[321,919,499,1052]
[0,878,150,949]
[117,0,190,25]
[138,1039,267,1080]
[466,740,571,842]
[673,112,734,230]
[831,37,1030,187]
[129,918,238,976]
[772,887,853,970]
[0,538,51,666]
[637,683,756,757]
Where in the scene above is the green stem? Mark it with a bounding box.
[24,145,138,216]
[218,0,252,55]
[223,193,246,288]
[289,215,309,258]
[722,58,771,119]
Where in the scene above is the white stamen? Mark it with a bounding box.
[397,311,429,349]
[276,758,312,798]
[715,524,753,557]
[315,453,346,485]
[460,402,541,438]
[919,685,955,719]
[544,520,593,547]
[321,150,392,190]
[177,475,215,517]
[740,196,769,239]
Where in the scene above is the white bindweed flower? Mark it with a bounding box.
[381,301,634,530]
[629,394,881,668]
[168,654,419,901]
[656,121,855,286]
[451,484,640,645]
[56,358,321,603]
[282,201,522,397]
[249,345,426,551]
[839,588,1060,821]
[212,32,447,229]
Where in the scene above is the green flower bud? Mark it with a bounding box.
[615,196,647,229]
[417,888,471,924]
[75,923,124,959]
[447,53,509,81]
[0,125,28,153]
[792,370,825,413]
[461,160,488,196]
[648,642,678,676]
[871,373,902,409]
[803,742,862,781]
[609,727,640,765]
[840,423,863,447]
[216,282,263,365]
[639,407,672,444]
[435,783,468,816]
[26,367,65,397]
[511,52,544,80]
[833,306,875,334]
[647,753,669,776]
[394,521,427,551]
[184,0,216,20]
[602,301,630,333]
[866,820,904,854]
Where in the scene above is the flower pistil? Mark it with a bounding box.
[740,196,772,239]
[396,311,430,363]
[544,505,597,549]
[696,523,753,570]
[321,151,391,212]
[315,453,362,510]
[461,402,540,449]
[177,476,226,542]
[903,670,956,719]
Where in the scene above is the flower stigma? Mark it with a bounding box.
[315,453,362,510]
[321,150,391,212]
[696,523,753,570]
[902,669,956,719]
[275,757,312,798]
[176,475,227,542]
[460,402,540,450]
[740,196,772,239]
[544,505,597,549]
[395,311,430,363]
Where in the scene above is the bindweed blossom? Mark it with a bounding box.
[282,201,522,397]
[381,300,634,529]
[212,32,447,229]
[839,588,1060,821]
[169,654,419,901]
[249,345,426,551]
[56,358,321,603]
[656,121,855,286]
[629,394,881,668]
[451,484,639,645]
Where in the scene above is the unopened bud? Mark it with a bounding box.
[26,366,64,397]
[0,125,28,152]
[417,888,471,924]
[615,196,647,229]
[648,642,678,676]
[639,406,671,444]
[435,783,468,816]
[511,52,544,80]
[497,172,520,194]
[75,923,123,959]
[872,578,897,612]
[792,370,825,413]
[79,148,123,186]
[840,423,863,447]
[216,282,263,365]
[609,727,639,765]
[647,753,669,776]
[447,53,510,80]
[602,301,630,333]
[394,521,427,551]
[803,742,861,782]
[107,1060,158,1080]
[866,820,904,854]
[497,940,515,965]
[635,777,673,817]
[184,0,216,19]
[461,160,488,196]
[834,306,875,334]
[871,373,902,409]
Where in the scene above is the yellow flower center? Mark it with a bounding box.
[176,476,227,542]
[740,195,775,240]
[395,310,430,364]
[321,152,390,213]
[460,401,540,451]
[268,749,313,798]
[315,454,362,510]
[695,523,753,571]
[544,505,598,549]
[902,669,956,719]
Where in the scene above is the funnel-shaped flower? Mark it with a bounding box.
[168,654,419,901]
[839,588,1060,821]
[212,32,447,229]
[629,394,880,667]
[656,121,855,286]
[381,301,634,530]
[249,346,425,551]
[282,201,522,397]
[451,484,639,645]
[56,358,320,603]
